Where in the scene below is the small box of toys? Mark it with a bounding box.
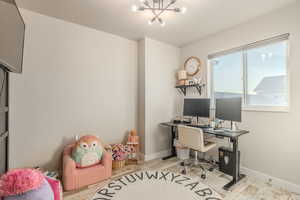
[111,144,127,170]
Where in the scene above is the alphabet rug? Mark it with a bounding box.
[92,170,223,200]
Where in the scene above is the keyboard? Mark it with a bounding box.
[173,121,191,125]
[187,124,211,129]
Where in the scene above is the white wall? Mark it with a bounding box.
[9,9,138,170]
[138,38,181,159]
[181,2,300,186]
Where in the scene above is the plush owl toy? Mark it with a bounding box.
[71,135,104,168]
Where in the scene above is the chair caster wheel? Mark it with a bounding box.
[181,169,187,175]
[201,174,206,179]
[208,167,214,172]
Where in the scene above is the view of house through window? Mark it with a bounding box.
[210,38,288,109]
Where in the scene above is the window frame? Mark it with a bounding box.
[208,34,290,112]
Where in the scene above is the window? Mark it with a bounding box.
[212,52,243,99]
[209,34,289,111]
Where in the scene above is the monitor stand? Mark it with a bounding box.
[196,116,209,126]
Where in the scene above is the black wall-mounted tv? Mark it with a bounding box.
[0,0,25,73]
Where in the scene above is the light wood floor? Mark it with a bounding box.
[64,158,300,200]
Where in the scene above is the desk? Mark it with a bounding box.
[160,122,249,190]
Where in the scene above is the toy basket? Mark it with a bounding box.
[112,160,126,170]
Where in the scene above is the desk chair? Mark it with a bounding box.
[178,125,217,179]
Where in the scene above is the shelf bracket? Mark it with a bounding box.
[175,83,205,96]
[195,85,202,95]
[178,88,186,96]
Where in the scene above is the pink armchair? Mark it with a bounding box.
[62,144,112,191]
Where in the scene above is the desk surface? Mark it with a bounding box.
[160,122,249,138]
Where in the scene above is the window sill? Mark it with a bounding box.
[242,106,289,113]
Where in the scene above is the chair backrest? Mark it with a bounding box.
[178,125,205,152]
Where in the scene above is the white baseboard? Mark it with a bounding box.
[140,152,300,194]
[143,149,172,162]
[241,166,300,194]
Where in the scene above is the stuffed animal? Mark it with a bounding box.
[71,135,104,168]
[0,169,55,200]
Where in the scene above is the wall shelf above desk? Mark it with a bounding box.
[175,83,205,96]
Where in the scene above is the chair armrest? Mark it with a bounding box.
[63,154,76,174]
[101,152,112,169]
[62,154,77,191]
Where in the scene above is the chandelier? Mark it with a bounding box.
[131,0,187,26]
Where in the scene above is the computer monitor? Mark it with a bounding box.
[183,98,210,118]
[215,97,242,122]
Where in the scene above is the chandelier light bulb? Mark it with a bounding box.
[181,7,187,14]
[131,5,138,12]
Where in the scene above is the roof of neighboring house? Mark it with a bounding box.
[254,75,286,93]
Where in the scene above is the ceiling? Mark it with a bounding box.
[16,0,296,47]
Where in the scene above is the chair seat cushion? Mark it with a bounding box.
[203,141,217,152]
[77,163,105,176]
